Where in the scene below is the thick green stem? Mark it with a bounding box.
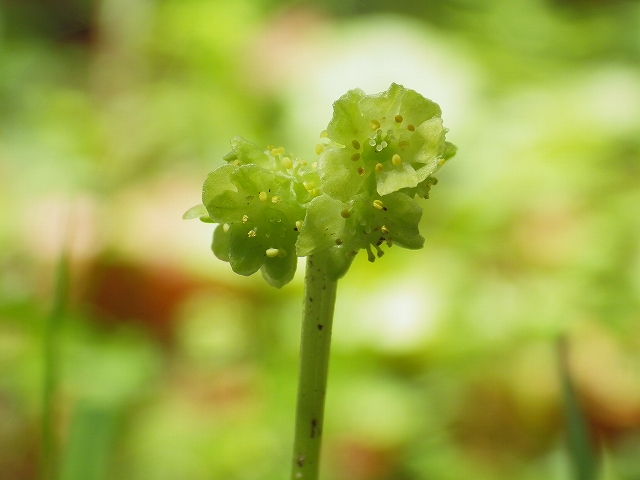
[290,252,338,480]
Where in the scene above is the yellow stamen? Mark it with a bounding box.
[242,215,249,223]
[295,220,303,231]
[248,229,256,237]
[340,210,351,218]
[265,248,279,258]
[282,157,293,169]
[259,191,268,202]
[271,196,281,203]
[315,144,323,155]
[392,154,402,166]
[223,223,230,233]
[320,130,328,138]
[407,124,415,132]
[381,225,389,234]
[375,163,384,172]
[373,200,384,210]
[394,114,403,123]
[370,120,381,130]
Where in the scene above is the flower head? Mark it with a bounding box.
[197,139,309,287]
[318,83,455,201]
[185,84,456,286]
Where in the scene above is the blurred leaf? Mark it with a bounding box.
[59,402,119,480]
[558,337,600,480]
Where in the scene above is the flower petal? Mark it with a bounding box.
[224,136,271,168]
[260,250,297,288]
[318,147,366,202]
[326,89,368,146]
[296,194,346,256]
[203,164,238,207]
[381,192,424,250]
[211,223,230,262]
[376,162,420,196]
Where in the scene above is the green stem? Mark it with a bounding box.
[290,252,338,480]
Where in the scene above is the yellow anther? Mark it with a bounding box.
[351,153,361,161]
[266,144,275,150]
[370,120,381,130]
[276,147,286,155]
[271,195,281,203]
[340,209,351,219]
[310,188,321,196]
[300,160,307,166]
[373,200,385,210]
[320,130,328,138]
[407,124,415,132]
[270,148,278,155]
[394,114,403,123]
[223,223,230,233]
[311,162,318,170]
[303,181,315,190]
[392,154,402,166]
[375,163,384,172]
[295,220,303,231]
[315,144,324,155]
[398,140,410,149]
[232,159,241,166]
[282,157,293,169]
[357,167,365,176]
[381,225,389,234]
[242,214,249,223]
[248,229,256,237]
[259,191,268,202]
[265,248,279,258]
[351,139,361,150]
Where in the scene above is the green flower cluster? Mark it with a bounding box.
[184,84,456,287]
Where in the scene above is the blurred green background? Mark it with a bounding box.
[1,0,640,479]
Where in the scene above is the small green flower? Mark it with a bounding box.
[196,139,309,288]
[296,191,424,278]
[318,83,455,201]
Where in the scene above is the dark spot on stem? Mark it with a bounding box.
[317,324,323,330]
[309,297,313,302]
[296,455,305,467]
[311,419,318,438]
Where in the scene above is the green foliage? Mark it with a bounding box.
[186,84,456,287]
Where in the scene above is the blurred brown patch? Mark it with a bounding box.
[452,380,560,469]
[329,437,399,480]
[79,256,204,344]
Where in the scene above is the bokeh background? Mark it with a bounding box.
[2,0,640,479]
